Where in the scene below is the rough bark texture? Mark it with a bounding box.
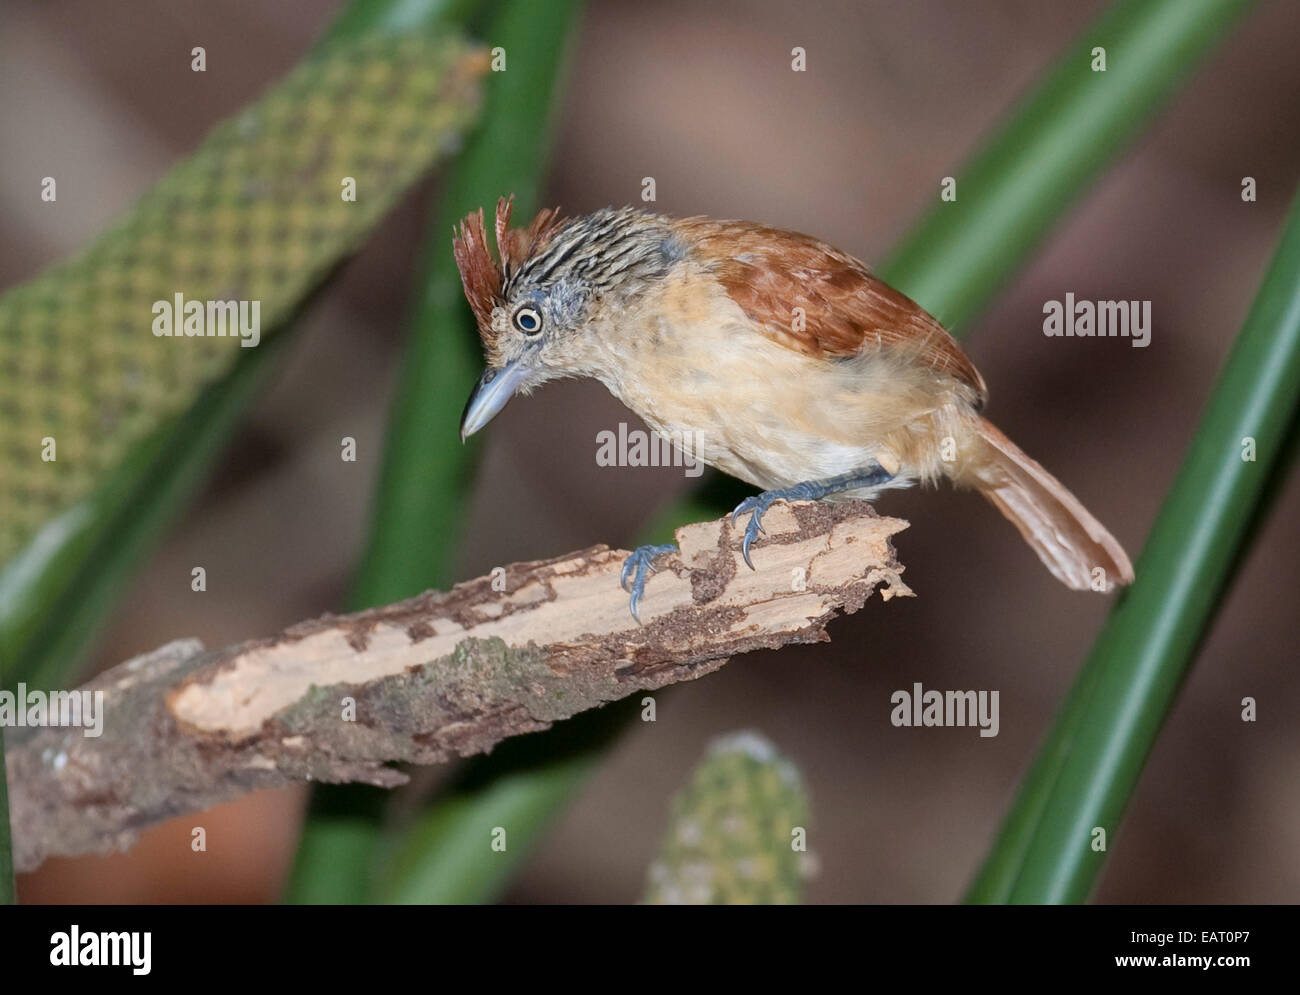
[6,500,909,872]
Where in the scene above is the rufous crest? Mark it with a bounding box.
[451,195,566,339]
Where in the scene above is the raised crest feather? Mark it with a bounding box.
[452,195,566,342]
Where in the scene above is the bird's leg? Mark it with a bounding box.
[731,462,895,568]
[620,463,892,618]
[620,542,679,622]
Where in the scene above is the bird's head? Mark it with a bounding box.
[453,196,683,440]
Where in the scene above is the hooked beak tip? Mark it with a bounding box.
[460,358,529,441]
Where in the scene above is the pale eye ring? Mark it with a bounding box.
[513,306,543,336]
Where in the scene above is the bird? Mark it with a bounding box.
[454,196,1134,619]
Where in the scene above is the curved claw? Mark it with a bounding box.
[620,543,678,622]
[740,519,759,569]
[729,466,897,571]
[731,494,782,570]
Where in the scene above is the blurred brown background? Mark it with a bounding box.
[4,0,1297,903]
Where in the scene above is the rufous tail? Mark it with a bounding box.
[967,417,1134,592]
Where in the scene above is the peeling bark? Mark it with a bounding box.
[6,500,909,872]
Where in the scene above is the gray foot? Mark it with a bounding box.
[730,464,895,568]
[620,542,678,622]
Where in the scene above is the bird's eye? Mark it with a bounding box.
[513,306,543,336]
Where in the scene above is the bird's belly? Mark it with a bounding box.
[603,317,950,492]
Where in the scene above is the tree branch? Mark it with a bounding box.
[6,501,909,872]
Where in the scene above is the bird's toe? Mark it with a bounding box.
[620,542,678,622]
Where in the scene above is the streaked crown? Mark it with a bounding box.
[452,196,685,363]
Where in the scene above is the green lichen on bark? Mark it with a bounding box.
[269,637,559,764]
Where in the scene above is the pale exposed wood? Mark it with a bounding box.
[5,500,908,872]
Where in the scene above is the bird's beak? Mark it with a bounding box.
[460,358,531,441]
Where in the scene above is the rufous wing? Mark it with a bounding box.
[672,218,987,401]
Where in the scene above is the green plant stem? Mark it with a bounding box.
[880,0,1258,328]
[285,0,584,903]
[967,189,1300,904]
[349,0,579,607]
[369,701,631,904]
